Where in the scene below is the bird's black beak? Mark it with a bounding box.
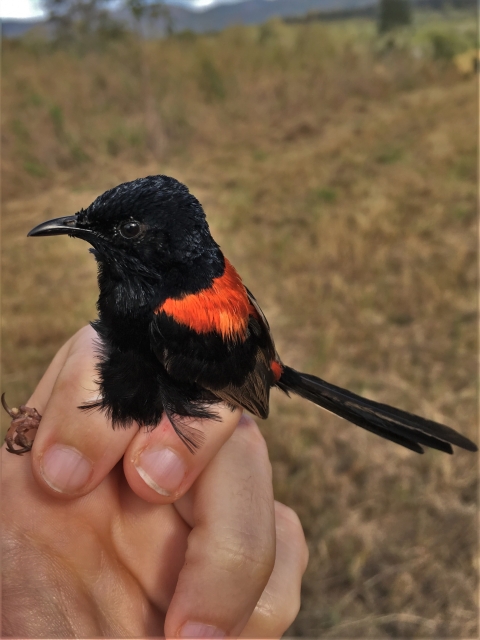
[27,215,93,240]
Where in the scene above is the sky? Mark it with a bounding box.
[1,0,44,19]
[0,0,248,19]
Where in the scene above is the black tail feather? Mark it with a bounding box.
[278,366,477,454]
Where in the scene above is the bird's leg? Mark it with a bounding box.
[2,394,41,455]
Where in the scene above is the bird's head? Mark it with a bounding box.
[28,176,224,292]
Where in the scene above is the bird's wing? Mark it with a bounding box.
[199,321,274,419]
[150,284,279,419]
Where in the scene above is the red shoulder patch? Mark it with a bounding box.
[156,259,253,340]
[271,361,283,382]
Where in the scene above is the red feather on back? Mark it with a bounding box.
[156,259,253,341]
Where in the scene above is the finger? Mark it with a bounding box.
[108,477,192,616]
[123,405,242,504]
[31,326,139,498]
[2,335,71,455]
[27,336,73,412]
[240,502,309,638]
[173,487,308,639]
[164,414,276,639]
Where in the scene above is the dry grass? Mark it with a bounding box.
[2,14,478,637]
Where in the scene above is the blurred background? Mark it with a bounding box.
[1,0,478,636]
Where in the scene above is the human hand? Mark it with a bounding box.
[2,326,308,638]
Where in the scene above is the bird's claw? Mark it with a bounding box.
[2,393,41,455]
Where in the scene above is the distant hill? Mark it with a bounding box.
[163,0,374,33]
[1,19,44,38]
[2,0,374,39]
[2,0,473,39]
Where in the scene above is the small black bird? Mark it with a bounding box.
[24,175,476,455]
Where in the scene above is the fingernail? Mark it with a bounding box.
[135,447,186,496]
[179,622,226,638]
[41,445,93,494]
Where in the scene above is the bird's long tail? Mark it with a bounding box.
[277,366,477,454]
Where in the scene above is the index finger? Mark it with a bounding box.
[30,326,138,497]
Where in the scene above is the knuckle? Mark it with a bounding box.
[75,324,93,338]
[276,592,302,632]
[72,324,95,348]
[274,501,301,526]
[282,591,302,629]
[222,533,275,583]
[275,502,309,570]
[192,527,275,585]
[252,587,302,636]
[69,326,97,359]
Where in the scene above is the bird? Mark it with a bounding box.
[22,175,476,456]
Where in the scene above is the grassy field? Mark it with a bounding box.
[2,13,478,637]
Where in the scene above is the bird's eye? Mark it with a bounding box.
[119,220,142,239]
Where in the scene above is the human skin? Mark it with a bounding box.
[1,326,308,638]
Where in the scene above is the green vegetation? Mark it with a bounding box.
[2,12,477,638]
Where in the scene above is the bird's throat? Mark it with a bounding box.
[95,246,226,326]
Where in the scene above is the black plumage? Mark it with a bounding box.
[27,175,477,455]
